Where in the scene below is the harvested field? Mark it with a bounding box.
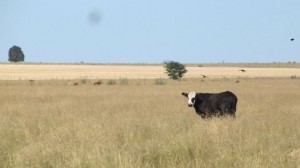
[0,64,299,80]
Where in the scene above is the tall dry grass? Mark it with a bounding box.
[0,79,299,167]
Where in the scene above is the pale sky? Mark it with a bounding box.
[0,0,299,63]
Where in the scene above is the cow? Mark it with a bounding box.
[29,79,35,85]
[93,81,102,85]
[182,91,238,118]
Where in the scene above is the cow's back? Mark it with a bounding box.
[216,91,237,104]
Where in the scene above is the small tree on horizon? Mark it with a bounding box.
[8,45,25,62]
[163,61,187,80]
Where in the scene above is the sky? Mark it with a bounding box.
[0,0,299,64]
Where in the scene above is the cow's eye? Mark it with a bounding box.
[191,98,195,103]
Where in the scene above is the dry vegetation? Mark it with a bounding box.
[0,78,299,168]
[0,63,299,80]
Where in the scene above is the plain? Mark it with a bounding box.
[0,63,300,80]
[0,77,299,168]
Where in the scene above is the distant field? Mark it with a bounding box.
[192,62,300,68]
[0,63,299,80]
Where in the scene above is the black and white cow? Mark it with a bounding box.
[182,91,238,118]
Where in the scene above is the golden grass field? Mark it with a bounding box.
[0,63,300,80]
[0,64,299,167]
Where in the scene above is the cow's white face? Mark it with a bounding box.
[182,91,196,107]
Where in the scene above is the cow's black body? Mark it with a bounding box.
[192,91,237,118]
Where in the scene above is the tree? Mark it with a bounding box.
[163,61,187,80]
[8,45,25,62]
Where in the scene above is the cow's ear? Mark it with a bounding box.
[182,92,188,97]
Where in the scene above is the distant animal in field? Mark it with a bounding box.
[235,80,240,83]
[73,82,79,86]
[202,75,207,78]
[93,81,102,85]
[182,91,238,118]
[29,79,35,85]
[239,69,246,72]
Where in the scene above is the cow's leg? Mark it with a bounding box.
[197,111,209,119]
[220,103,228,116]
[229,101,237,118]
[221,100,237,118]
[200,114,207,119]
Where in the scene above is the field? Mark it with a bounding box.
[0,64,300,167]
[0,63,300,80]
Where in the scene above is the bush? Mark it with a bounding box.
[154,78,166,85]
[80,78,88,84]
[107,79,116,85]
[291,75,297,79]
[163,61,187,80]
[8,45,25,62]
[119,78,129,85]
